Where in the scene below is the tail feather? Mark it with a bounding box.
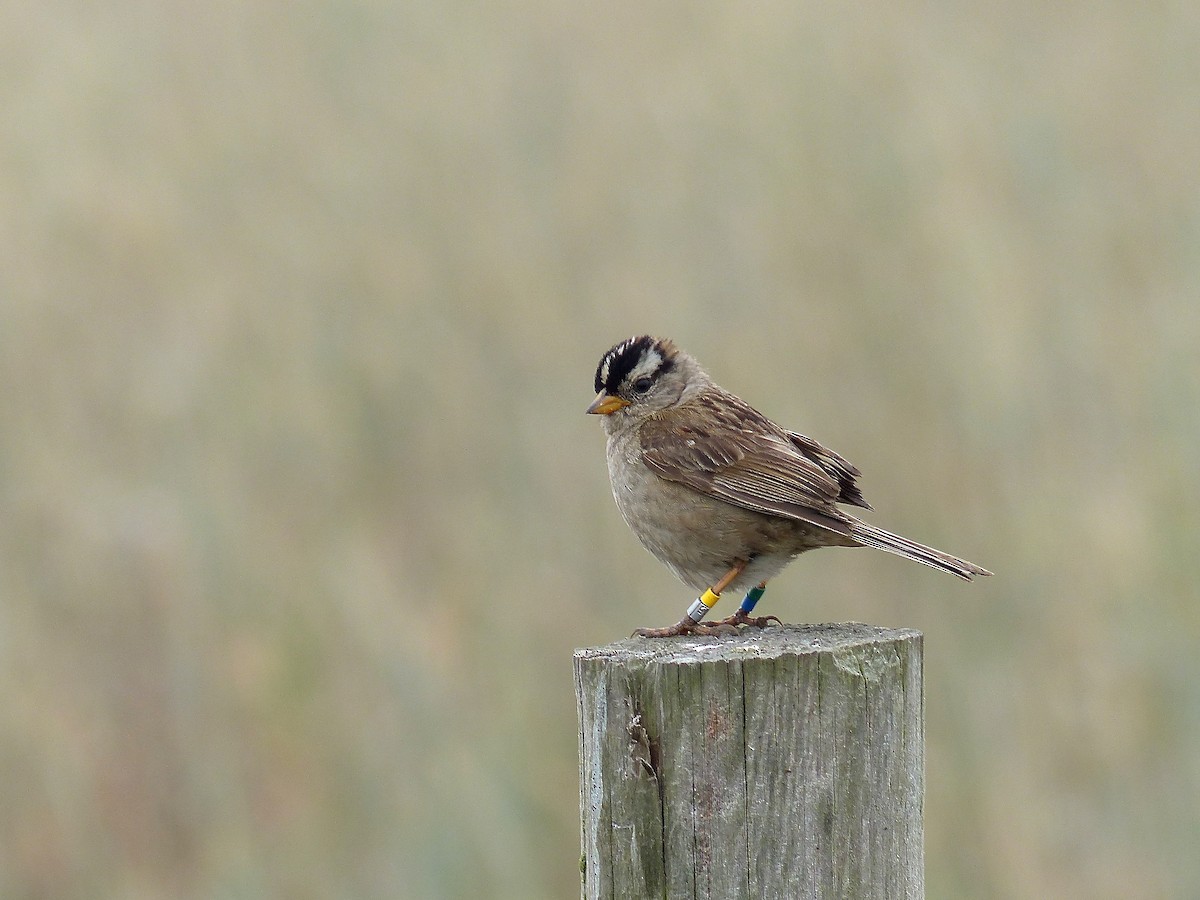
[852,522,993,581]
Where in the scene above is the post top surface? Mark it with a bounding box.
[574,622,921,665]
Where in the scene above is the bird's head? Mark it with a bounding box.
[587,336,705,423]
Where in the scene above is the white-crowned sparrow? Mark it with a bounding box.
[587,335,992,637]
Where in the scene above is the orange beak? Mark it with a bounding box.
[586,392,630,415]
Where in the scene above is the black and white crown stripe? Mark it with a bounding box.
[594,336,675,395]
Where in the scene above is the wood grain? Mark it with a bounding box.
[575,624,923,899]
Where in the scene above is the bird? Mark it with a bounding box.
[586,335,992,637]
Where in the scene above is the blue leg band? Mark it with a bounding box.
[738,585,766,614]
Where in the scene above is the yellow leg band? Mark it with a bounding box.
[686,588,722,623]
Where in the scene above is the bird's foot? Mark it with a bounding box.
[714,609,782,629]
[633,618,739,638]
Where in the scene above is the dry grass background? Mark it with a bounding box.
[2,1,1198,897]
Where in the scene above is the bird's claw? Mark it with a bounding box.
[716,611,782,629]
[633,619,739,638]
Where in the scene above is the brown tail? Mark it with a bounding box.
[851,522,992,581]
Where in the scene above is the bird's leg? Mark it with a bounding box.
[634,561,748,638]
[713,582,782,629]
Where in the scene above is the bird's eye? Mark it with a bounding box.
[632,376,653,394]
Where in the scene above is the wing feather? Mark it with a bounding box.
[639,390,862,538]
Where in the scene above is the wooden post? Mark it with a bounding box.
[574,624,923,899]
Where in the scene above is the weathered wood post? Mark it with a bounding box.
[574,624,923,899]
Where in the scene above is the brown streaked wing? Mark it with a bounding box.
[639,390,856,538]
[785,431,871,509]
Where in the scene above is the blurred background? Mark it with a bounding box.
[2,1,1197,897]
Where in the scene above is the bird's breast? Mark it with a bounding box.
[604,433,798,590]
